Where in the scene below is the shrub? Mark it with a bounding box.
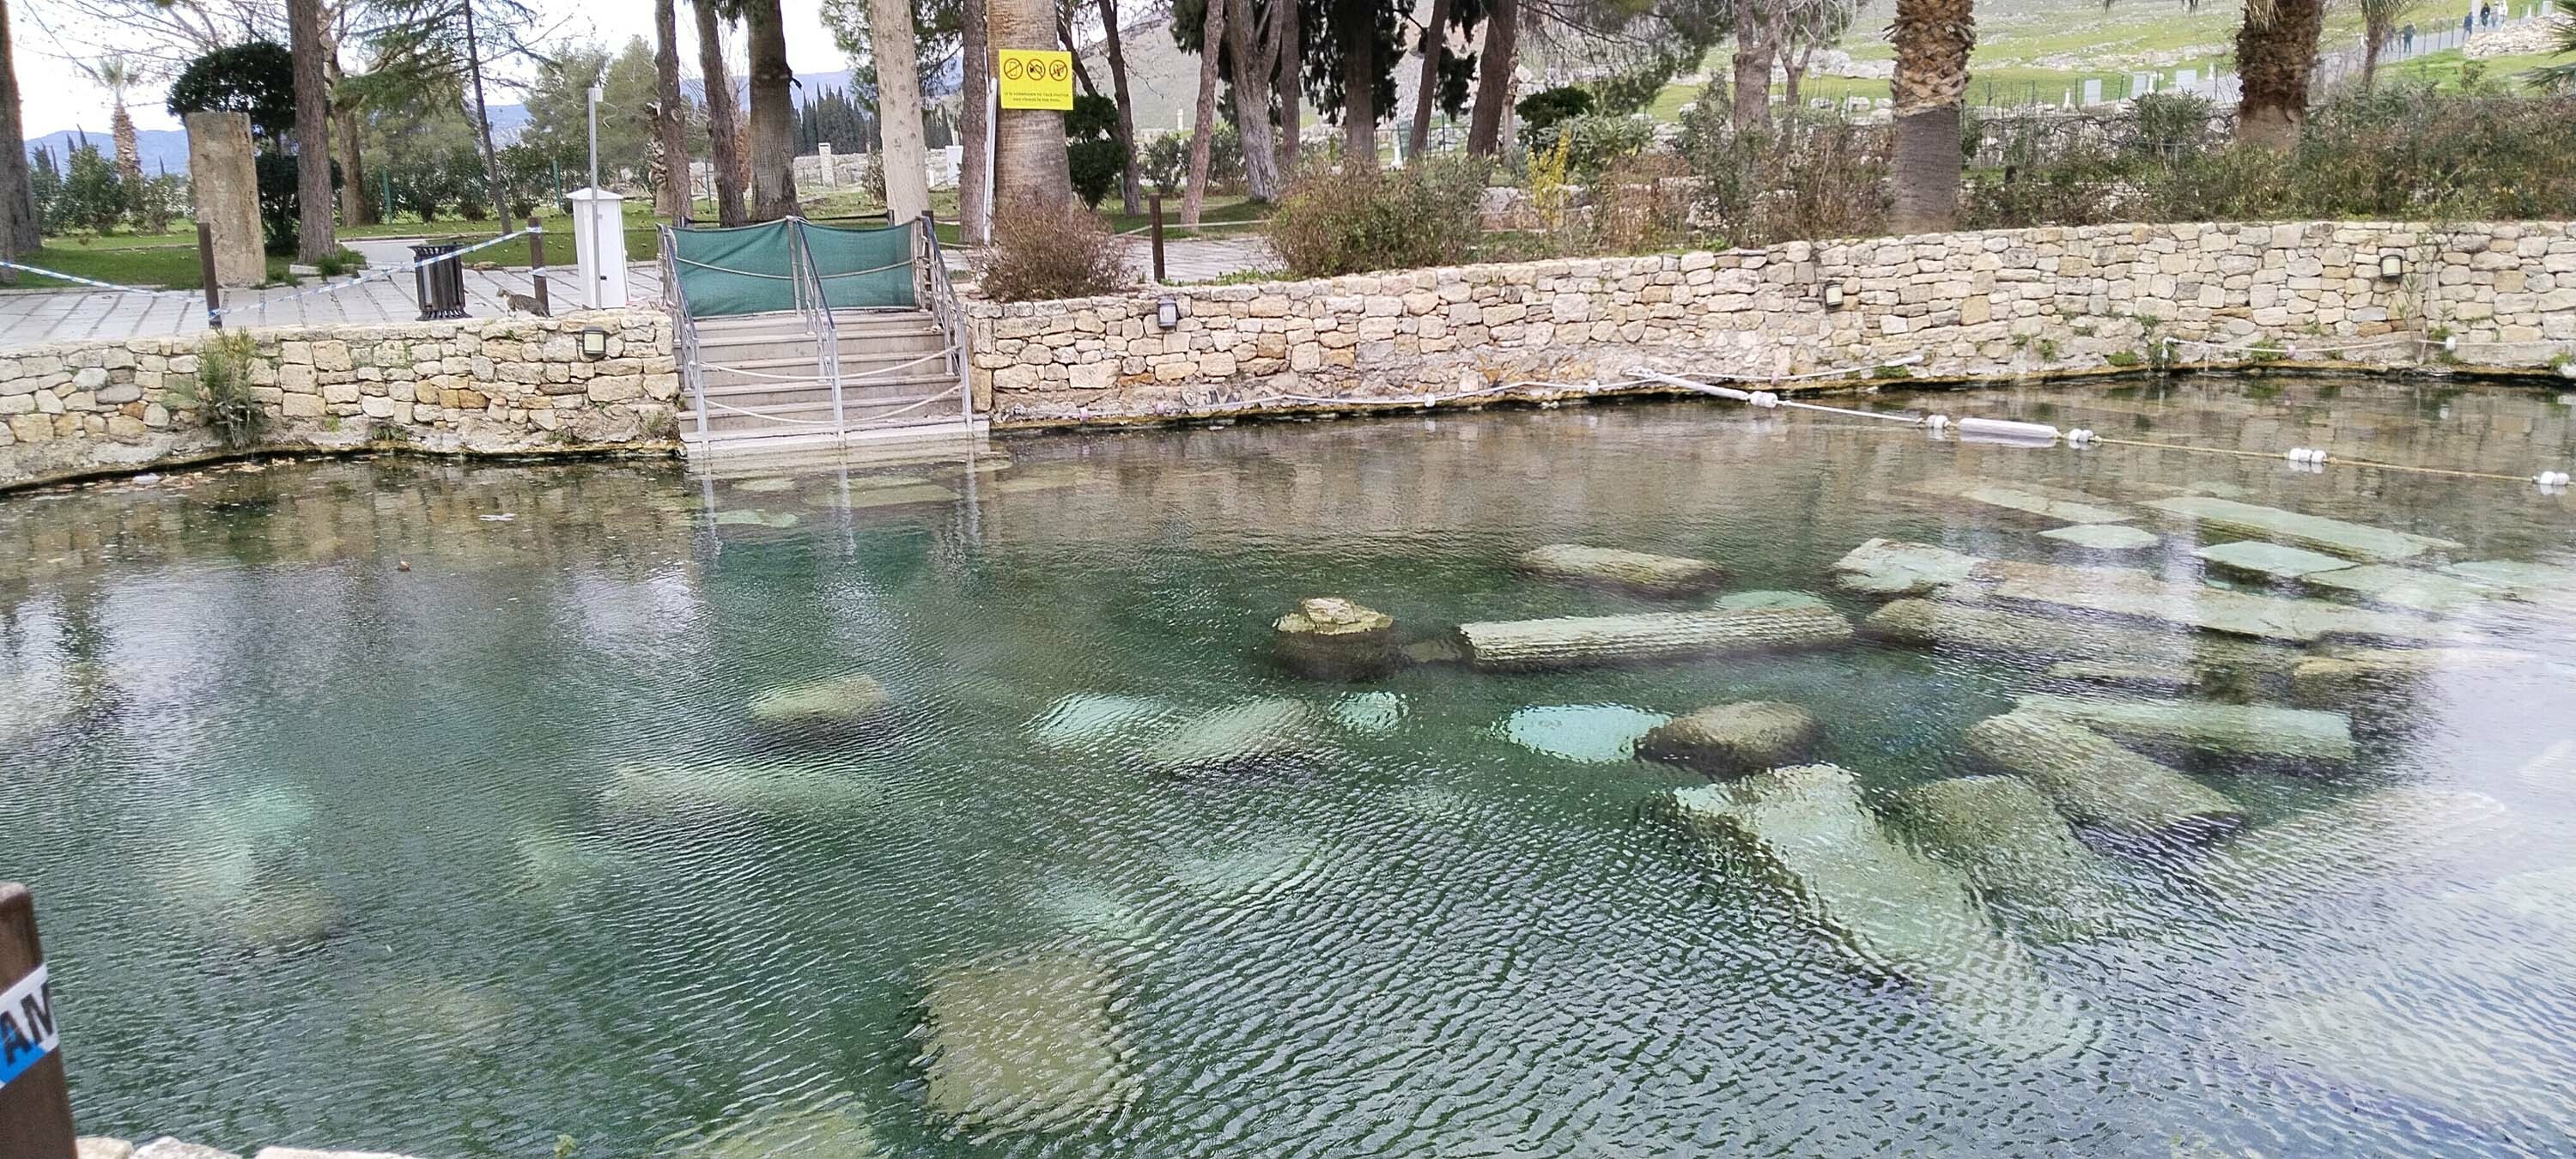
[1066,94,1131,209]
[1516,86,1595,133]
[1264,155,1490,277]
[1522,113,1656,182]
[179,331,269,450]
[1680,101,1888,246]
[1141,132,1187,196]
[58,143,127,234]
[975,200,1132,301]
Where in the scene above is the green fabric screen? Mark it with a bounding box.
[802,221,919,309]
[668,221,800,317]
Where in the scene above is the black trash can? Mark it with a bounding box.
[411,240,468,321]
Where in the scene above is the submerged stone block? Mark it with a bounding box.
[602,762,889,816]
[919,949,1139,1132]
[1953,484,2132,525]
[747,673,892,731]
[2143,495,2461,561]
[1512,543,1728,597]
[1983,558,2441,643]
[2039,524,2160,551]
[1862,598,2291,675]
[1965,713,2245,846]
[1454,605,1853,671]
[2303,564,2491,613]
[2013,693,2356,764]
[1892,774,2124,940]
[1831,538,1981,596]
[1498,703,1670,763]
[2286,646,2531,708]
[654,1094,884,1157]
[1139,697,1318,776]
[2194,540,2355,580]
[1665,764,2091,1057]
[1272,596,1399,680]
[2190,786,2513,903]
[1637,701,1821,777]
[1707,589,1833,612]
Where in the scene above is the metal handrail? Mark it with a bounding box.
[786,218,847,440]
[914,213,973,431]
[659,224,711,446]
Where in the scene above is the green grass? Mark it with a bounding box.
[3,237,289,291]
[2386,48,2572,91]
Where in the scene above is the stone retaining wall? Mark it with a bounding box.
[0,310,678,490]
[968,220,2576,425]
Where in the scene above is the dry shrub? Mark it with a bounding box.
[1680,101,1889,246]
[1572,152,1695,254]
[975,200,1133,302]
[1265,155,1491,277]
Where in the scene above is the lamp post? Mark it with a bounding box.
[587,83,604,197]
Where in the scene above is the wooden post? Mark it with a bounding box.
[0,883,76,1159]
[1148,194,1166,284]
[527,227,550,317]
[197,221,223,330]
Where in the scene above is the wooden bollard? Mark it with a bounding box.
[197,221,223,331]
[527,226,550,317]
[0,883,76,1158]
[1147,193,1166,284]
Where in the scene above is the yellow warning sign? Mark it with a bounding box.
[996,49,1076,111]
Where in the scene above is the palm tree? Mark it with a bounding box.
[289,0,337,259]
[0,0,37,257]
[1885,0,1973,233]
[696,0,749,224]
[2357,0,2421,89]
[866,0,930,221]
[739,0,799,220]
[990,0,1072,211]
[653,0,691,220]
[2235,0,2326,149]
[90,57,144,192]
[2527,0,2576,92]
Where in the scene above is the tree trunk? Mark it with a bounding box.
[696,0,749,225]
[1228,0,1283,199]
[335,104,368,226]
[463,3,513,234]
[1885,0,1973,234]
[2360,19,2386,91]
[744,0,800,220]
[1466,0,1516,156]
[1731,0,1780,130]
[1279,0,1302,167]
[1407,0,1450,158]
[654,0,692,220]
[1336,0,1378,168]
[2235,0,2325,149]
[0,0,38,258]
[959,0,993,241]
[1784,43,1810,111]
[867,0,932,221]
[1182,0,1229,224]
[289,0,336,260]
[1100,0,1145,215]
[990,0,1073,212]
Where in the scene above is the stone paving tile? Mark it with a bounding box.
[0,264,665,349]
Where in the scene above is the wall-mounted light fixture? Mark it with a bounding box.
[2378,253,2405,281]
[1156,297,1181,330]
[1821,283,1848,309]
[580,326,611,360]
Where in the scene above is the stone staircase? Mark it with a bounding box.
[678,308,967,445]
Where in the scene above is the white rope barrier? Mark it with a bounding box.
[0,261,197,298]
[212,228,542,320]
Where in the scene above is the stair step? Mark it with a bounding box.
[696,375,958,402]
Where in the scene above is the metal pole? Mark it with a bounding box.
[0,883,77,1159]
[197,221,222,330]
[982,81,999,243]
[587,84,604,197]
[1149,194,1166,284]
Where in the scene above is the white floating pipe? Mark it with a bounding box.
[1631,368,1756,402]
[1954,417,2061,443]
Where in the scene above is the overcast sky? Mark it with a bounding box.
[14,0,850,138]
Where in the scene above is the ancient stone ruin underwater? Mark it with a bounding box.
[4,375,2575,1156]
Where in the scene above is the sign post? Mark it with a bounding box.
[0,883,75,1158]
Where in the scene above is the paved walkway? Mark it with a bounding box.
[1129,235,1275,283]
[0,262,665,349]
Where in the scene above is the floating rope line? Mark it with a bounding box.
[2087,435,2542,484]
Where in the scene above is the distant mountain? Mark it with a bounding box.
[19,69,878,175]
[25,127,191,176]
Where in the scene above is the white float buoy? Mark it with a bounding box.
[1956,417,2062,443]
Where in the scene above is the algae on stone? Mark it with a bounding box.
[918,949,1139,1133]
[2143,496,2460,561]
[1512,543,1727,597]
[1637,701,1821,777]
[1665,765,2092,1057]
[1892,774,2124,939]
[1965,713,2245,845]
[1272,596,1399,680]
[2013,693,2356,763]
[1983,558,2441,643]
[1454,605,1853,671]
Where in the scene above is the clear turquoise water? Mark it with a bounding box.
[3,376,2575,1156]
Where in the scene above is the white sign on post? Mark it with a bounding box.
[0,964,58,1089]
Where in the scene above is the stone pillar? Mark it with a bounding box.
[185,112,264,288]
